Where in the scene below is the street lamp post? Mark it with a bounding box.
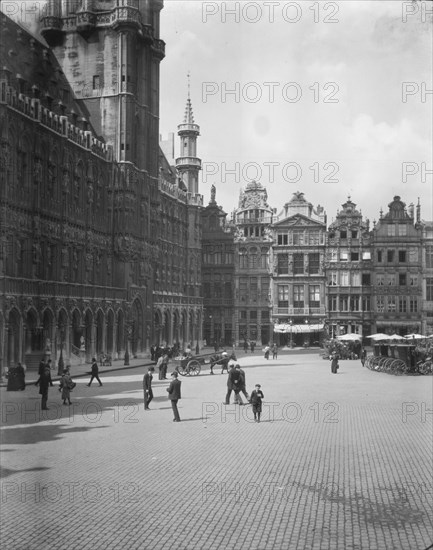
[57,323,65,375]
[304,319,309,348]
[124,323,132,366]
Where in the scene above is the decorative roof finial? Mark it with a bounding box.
[183,72,195,124]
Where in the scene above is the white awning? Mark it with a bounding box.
[274,324,324,334]
[377,321,421,327]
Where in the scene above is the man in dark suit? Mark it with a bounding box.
[232,364,244,405]
[238,366,249,402]
[225,364,244,405]
[87,357,103,387]
[143,366,155,410]
[38,358,46,377]
[166,371,182,422]
[36,365,53,410]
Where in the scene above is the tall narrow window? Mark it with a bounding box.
[293,253,304,274]
[308,253,320,274]
[277,254,289,275]
[293,285,304,308]
[309,285,320,308]
[278,285,289,308]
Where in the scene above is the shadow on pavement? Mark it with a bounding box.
[0,465,50,479]
[1,424,109,445]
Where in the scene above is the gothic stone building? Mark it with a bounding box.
[155,95,203,349]
[0,2,202,371]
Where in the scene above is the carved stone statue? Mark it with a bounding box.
[32,242,41,265]
[34,158,42,184]
[47,162,56,194]
[210,184,216,203]
[87,180,94,204]
[63,169,70,194]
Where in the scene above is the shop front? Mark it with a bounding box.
[273,323,325,348]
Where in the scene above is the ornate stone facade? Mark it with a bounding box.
[324,198,373,338]
[272,192,327,347]
[233,181,274,346]
[201,187,235,347]
[370,196,423,334]
[0,3,202,371]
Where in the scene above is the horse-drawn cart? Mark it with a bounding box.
[174,351,237,376]
[175,355,204,376]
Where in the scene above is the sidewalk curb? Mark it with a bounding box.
[0,360,155,388]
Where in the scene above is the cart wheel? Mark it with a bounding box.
[419,360,432,375]
[391,359,408,375]
[176,365,187,376]
[187,360,201,375]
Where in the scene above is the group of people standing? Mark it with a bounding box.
[150,343,182,363]
[155,353,169,380]
[263,343,278,360]
[143,361,264,423]
[143,367,182,422]
[34,356,102,410]
[243,341,256,353]
[225,363,264,422]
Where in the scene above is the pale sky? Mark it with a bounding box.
[159,0,433,223]
[3,0,432,224]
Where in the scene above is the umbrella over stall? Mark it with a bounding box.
[337,334,362,341]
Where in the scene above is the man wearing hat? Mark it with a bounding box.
[36,364,54,410]
[143,366,155,410]
[225,364,244,405]
[166,371,182,422]
[87,357,103,387]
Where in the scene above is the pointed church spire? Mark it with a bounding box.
[176,72,201,195]
[184,71,195,124]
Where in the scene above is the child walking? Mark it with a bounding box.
[250,384,264,423]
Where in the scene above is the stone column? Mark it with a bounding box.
[168,309,174,346]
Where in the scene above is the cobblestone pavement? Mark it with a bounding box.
[1,352,432,550]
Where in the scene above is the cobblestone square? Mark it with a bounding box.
[1,352,432,550]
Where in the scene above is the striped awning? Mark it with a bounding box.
[274,324,324,334]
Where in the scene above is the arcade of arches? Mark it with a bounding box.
[153,308,202,349]
[1,301,203,370]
